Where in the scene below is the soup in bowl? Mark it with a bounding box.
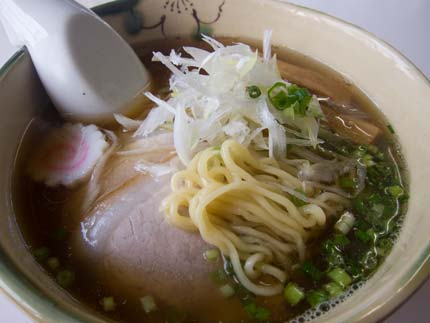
[0,1,429,322]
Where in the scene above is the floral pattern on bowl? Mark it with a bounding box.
[94,0,226,37]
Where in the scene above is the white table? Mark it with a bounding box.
[0,0,429,322]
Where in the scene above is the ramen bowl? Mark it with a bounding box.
[0,0,429,322]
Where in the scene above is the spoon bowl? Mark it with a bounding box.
[0,0,150,123]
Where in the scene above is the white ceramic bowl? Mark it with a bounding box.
[0,1,429,322]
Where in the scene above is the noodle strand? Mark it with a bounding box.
[162,140,347,296]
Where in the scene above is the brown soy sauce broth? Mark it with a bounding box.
[12,37,406,323]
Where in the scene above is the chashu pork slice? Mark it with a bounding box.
[70,158,247,322]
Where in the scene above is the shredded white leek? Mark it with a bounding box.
[124,31,324,165]
[113,113,142,131]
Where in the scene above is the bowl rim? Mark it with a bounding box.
[0,1,429,322]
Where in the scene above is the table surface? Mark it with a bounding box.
[0,0,429,322]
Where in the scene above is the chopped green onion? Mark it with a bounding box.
[399,193,409,203]
[366,228,376,241]
[361,250,378,271]
[51,227,68,241]
[267,82,311,116]
[210,269,228,284]
[374,151,385,161]
[56,270,75,288]
[386,185,403,198]
[367,145,379,155]
[47,257,60,271]
[282,104,296,119]
[268,82,288,110]
[306,290,328,307]
[219,284,235,298]
[354,230,372,243]
[307,95,324,118]
[289,101,300,115]
[327,268,352,288]
[372,203,385,216]
[323,282,343,297]
[387,124,395,134]
[290,189,308,207]
[243,302,258,316]
[33,247,50,261]
[246,85,261,99]
[100,296,116,312]
[334,212,356,235]
[203,249,220,262]
[288,84,312,115]
[352,197,367,216]
[339,177,356,189]
[376,238,394,257]
[332,233,351,247]
[322,239,346,269]
[140,295,157,313]
[345,263,364,280]
[361,154,375,167]
[354,146,366,158]
[254,306,271,321]
[236,286,255,306]
[283,282,305,306]
[301,261,323,281]
[243,302,271,321]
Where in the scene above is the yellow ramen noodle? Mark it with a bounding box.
[162,140,349,296]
